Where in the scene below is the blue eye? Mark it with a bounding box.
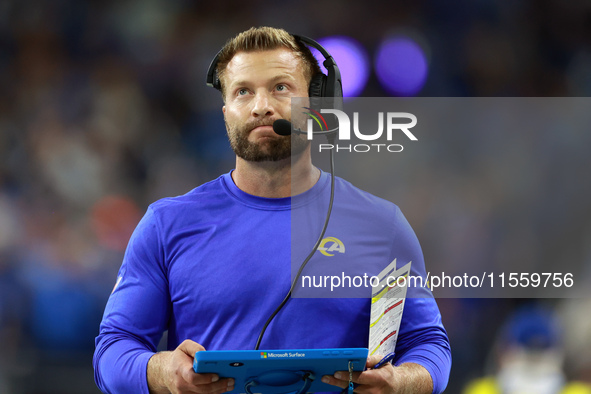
[276,84,286,91]
[238,88,248,96]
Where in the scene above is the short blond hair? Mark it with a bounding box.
[215,27,321,99]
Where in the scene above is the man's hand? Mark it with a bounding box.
[321,354,433,394]
[147,339,235,394]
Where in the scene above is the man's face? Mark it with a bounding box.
[222,48,310,162]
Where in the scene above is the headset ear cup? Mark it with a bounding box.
[308,73,326,98]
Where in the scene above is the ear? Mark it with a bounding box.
[222,106,226,115]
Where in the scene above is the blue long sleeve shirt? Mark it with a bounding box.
[94,171,451,393]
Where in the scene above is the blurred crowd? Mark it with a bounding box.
[0,0,590,392]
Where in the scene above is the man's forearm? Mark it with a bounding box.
[392,362,433,394]
[147,352,173,394]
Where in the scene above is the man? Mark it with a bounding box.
[93,27,451,394]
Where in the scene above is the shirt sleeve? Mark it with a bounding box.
[93,207,171,393]
[390,206,452,394]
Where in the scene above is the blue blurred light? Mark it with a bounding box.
[375,36,428,96]
[311,36,369,98]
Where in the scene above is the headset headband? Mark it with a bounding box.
[205,33,342,99]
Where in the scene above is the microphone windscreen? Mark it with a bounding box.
[273,119,292,136]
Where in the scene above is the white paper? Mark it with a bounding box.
[368,259,411,356]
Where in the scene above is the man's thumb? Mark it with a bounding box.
[178,339,206,357]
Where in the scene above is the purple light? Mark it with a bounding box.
[310,36,369,98]
[375,37,428,96]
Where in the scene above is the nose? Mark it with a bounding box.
[251,90,275,118]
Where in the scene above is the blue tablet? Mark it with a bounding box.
[193,348,368,394]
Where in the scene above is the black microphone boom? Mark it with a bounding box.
[273,119,338,137]
[273,119,294,136]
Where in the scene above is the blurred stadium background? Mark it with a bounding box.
[0,0,590,393]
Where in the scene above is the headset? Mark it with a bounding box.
[205,33,341,350]
[205,34,343,100]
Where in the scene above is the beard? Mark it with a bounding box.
[225,118,309,162]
